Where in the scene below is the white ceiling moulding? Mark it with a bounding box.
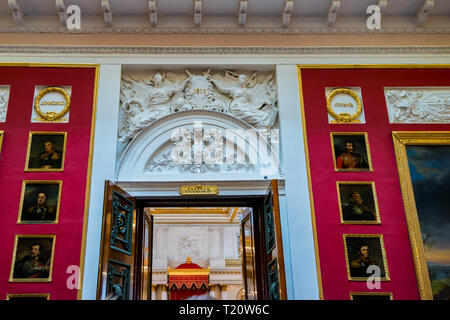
[377,0,388,12]
[8,0,23,26]
[416,0,434,26]
[148,0,157,27]
[282,0,294,28]
[0,25,449,35]
[239,0,248,28]
[55,0,67,27]
[0,45,449,55]
[101,0,113,28]
[194,0,202,28]
[326,0,340,27]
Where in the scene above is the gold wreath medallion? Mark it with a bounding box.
[34,87,70,122]
[326,88,362,123]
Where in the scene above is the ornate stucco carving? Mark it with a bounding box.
[116,110,281,181]
[1,45,450,55]
[119,69,278,142]
[385,88,450,123]
[0,86,10,122]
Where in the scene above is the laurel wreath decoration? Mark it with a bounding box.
[34,87,70,121]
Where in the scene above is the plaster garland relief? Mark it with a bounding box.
[385,87,450,123]
[0,86,10,122]
[119,69,278,142]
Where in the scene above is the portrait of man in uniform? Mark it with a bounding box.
[18,181,61,224]
[10,235,55,282]
[344,235,389,281]
[337,182,380,224]
[25,132,66,171]
[331,133,371,171]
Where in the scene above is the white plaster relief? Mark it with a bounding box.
[119,69,278,142]
[116,110,281,181]
[385,87,450,123]
[0,86,10,122]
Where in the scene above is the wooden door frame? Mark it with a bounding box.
[135,194,270,300]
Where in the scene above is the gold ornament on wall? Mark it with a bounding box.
[33,87,71,122]
[326,88,362,123]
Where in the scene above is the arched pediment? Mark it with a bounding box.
[116,110,281,181]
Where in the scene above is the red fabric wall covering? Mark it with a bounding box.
[0,66,97,300]
[300,68,450,300]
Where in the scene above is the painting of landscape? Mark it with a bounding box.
[406,145,450,300]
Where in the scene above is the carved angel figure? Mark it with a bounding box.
[209,72,278,128]
[120,72,191,141]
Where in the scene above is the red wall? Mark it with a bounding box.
[0,66,97,300]
[300,67,450,300]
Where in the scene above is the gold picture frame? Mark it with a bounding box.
[337,181,381,224]
[343,234,390,282]
[330,132,373,172]
[17,180,62,224]
[392,131,450,300]
[6,293,50,300]
[24,131,67,172]
[349,292,393,300]
[9,234,56,282]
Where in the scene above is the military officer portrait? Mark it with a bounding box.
[25,132,67,171]
[18,181,61,224]
[344,235,389,281]
[10,235,55,282]
[331,133,372,171]
[337,182,380,224]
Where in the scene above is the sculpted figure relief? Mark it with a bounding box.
[385,88,450,123]
[119,70,278,142]
[209,71,278,129]
[120,72,192,141]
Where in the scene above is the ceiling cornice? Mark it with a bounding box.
[0,25,449,35]
[0,45,449,55]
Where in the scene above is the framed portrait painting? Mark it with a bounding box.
[25,132,67,171]
[9,235,56,282]
[17,181,62,224]
[337,181,381,224]
[350,292,393,300]
[6,293,50,300]
[343,234,390,281]
[331,132,372,171]
[393,131,450,300]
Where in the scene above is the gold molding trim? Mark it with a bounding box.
[6,293,50,300]
[326,88,362,123]
[78,64,100,300]
[24,131,67,172]
[349,292,393,300]
[330,132,373,172]
[9,234,56,283]
[392,131,450,300]
[336,181,381,225]
[33,86,70,122]
[296,66,324,300]
[343,234,390,282]
[17,180,63,225]
[298,64,450,69]
[0,131,3,157]
[168,268,210,276]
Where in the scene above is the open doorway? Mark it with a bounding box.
[97,181,286,300]
[148,206,248,300]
